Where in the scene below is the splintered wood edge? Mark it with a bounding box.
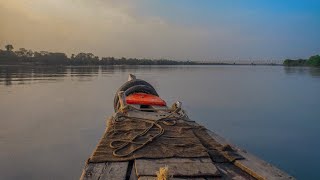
[206,130,295,180]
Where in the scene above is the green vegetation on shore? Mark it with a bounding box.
[0,44,196,65]
[5,44,314,66]
[283,55,320,67]
[0,44,281,66]
[0,44,229,66]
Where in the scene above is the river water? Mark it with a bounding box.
[0,65,319,179]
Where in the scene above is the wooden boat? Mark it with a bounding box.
[80,74,294,180]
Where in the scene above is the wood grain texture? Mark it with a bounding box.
[234,152,295,180]
[215,163,256,180]
[80,162,129,180]
[135,158,220,177]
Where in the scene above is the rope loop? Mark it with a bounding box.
[110,108,183,157]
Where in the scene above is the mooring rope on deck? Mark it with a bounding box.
[109,107,183,157]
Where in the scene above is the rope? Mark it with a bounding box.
[109,107,183,157]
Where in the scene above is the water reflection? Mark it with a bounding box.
[70,66,99,76]
[2,65,319,86]
[0,65,196,86]
[284,66,320,77]
[0,66,104,86]
[0,66,66,86]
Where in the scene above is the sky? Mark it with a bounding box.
[0,0,319,61]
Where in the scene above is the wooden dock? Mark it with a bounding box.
[80,76,294,180]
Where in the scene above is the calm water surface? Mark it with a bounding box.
[0,65,319,179]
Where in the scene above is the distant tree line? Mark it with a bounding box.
[2,44,286,66]
[0,44,203,66]
[283,55,320,67]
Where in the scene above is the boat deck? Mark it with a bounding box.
[80,108,294,180]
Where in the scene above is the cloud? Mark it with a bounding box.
[0,0,212,60]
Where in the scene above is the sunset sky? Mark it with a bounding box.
[1,0,319,61]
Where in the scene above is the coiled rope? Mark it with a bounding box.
[109,107,183,157]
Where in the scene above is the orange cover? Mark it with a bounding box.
[126,93,166,106]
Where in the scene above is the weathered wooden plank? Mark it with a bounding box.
[205,130,229,146]
[206,130,295,180]
[135,158,220,177]
[80,162,129,180]
[234,152,294,180]
[215,163,256,180]
[80,163,105,180]
[138,176,205,180]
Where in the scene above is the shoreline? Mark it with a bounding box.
[0,63,283,67]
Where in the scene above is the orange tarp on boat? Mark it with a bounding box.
[126,93,166,106]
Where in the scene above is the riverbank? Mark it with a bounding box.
[0,45,281,66]
[283,55,320,67]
